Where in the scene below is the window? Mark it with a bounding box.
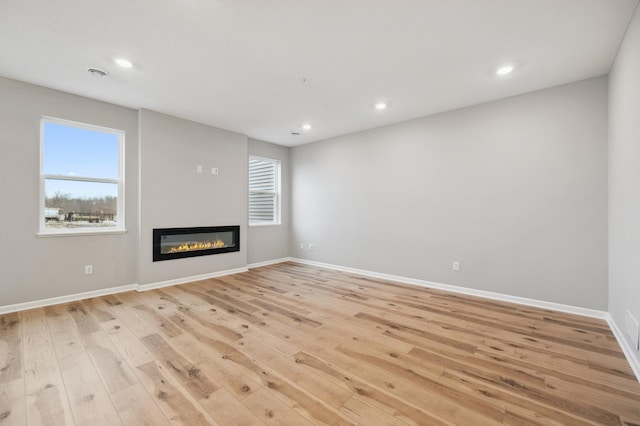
[40,117,124,235]
[249,156,280,225]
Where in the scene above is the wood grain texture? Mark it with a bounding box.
[0,314,22,385]
[1,262,639,425]
[23,332,73,425]
[0,379,25,426]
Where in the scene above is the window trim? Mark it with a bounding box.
[248,155,281,227]
[38,116,126,236]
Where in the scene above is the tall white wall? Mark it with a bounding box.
[0,77,139,305]
[138,109,248,285]
[291,77,609,309]
[609,4,640,368]
[247,138,291,264]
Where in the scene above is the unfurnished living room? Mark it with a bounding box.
[1,1,640,425]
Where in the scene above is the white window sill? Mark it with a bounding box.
[249,222,281,227]
[37,229,127,238]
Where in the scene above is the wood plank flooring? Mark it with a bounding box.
[1,262,639,425]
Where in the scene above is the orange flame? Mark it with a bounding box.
[167,239,226,253]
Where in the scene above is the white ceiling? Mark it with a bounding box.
[0,1,637,146]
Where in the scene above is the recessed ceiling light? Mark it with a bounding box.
[115,58,133,68]
[302,123,312,130]
[375,102,387,110]
[88,68,108,78]
[496,65,514,76]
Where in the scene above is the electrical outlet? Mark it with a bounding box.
[211,167,219,175]
[197,165,203,174]
[625,310,639,350]
[452,261,460,271]
[308,243,315,251]
[84,265,93,275]
[299,242,304,249]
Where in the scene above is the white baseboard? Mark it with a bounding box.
[0,255,611,323]
[2,257,636,383]
[607,314,640,382]
[247,257,293,269]
[0,284,138,315]
[290,257,640,382]
[290,258,608,319]
[0,258,608,320]
[136,267,249,291]
[0,266,249,314]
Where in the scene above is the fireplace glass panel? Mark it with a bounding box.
[153,226,240,261]
[160,231,235,254]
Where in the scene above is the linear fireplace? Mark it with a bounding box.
[153,226,240,261]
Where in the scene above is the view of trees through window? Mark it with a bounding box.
[41,118,123,231]
[45,190,117,223]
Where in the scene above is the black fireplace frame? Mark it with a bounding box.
[153,225,240,262]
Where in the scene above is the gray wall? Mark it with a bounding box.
[0,78,260,306]
[291,77,608,309]
[0,77,139,305]
[247,138,291,264]
[138,109,248,284]
[609,5,640,364]
[0,60,617,317]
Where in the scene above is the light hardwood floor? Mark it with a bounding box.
[1,262,639,425]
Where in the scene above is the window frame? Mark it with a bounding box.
[38,116,126,237]
[248,155,281,227]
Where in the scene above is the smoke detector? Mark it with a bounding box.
[88,68,108,78]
